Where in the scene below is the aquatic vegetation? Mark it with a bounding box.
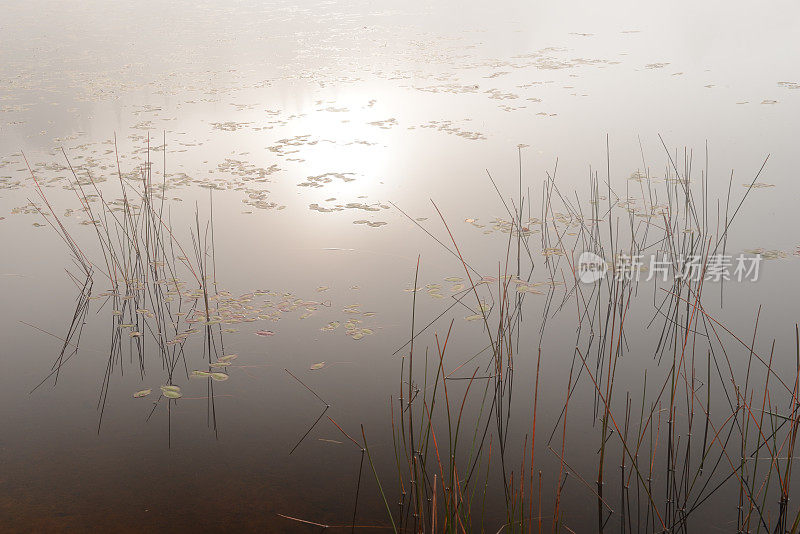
[297,172,355,188]
[353,219,387,227]
[744,248,788,260]
[376,143,800,533]
[160,385,182,399]
[321,321,340,332]
[419,120,486,140]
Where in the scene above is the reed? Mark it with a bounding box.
[30,136,799,531]
[377,140,798,532]
[27,135,228,445]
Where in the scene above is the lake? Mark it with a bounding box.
[2,1,800,532]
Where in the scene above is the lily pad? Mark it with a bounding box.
[133,389,151,398]
[160,385,182,399]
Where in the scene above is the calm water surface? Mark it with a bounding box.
[2,1,800,531]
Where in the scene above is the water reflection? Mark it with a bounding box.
[3,0,800,531]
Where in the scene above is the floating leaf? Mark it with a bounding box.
[218,354,238,363]
[542,247,565,257]
[160,385,182,399]
[133,389,151,398]
[516,285,544,294]
[255,330,275,337]
[210,372,229,381]
[129,331,142,337]
[744,248,787,260]
[310,361,326,370]
[465,314,483,321]
[209,361,231,368]
[191,370,212,377]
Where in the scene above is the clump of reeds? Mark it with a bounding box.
[26,134,226,444]
[377,139,800,533]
